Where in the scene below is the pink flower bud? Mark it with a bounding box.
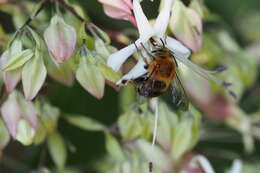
[98,0,137,26]
[0,91,38,145]
[44,15,76,64]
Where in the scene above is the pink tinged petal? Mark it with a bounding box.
[117,58,147,85]
[154,0,174,37]
[16,92,38,130]
[1,92,21,138]
[133,0,154,39]
[103,5,137,26]
[44,15,77,63]
[98,0,136,25]
[122,0,133,8]
[98,0,132,13]
[3,69,21,93]
[170,1,203,52]
[166,36,191,59]
[107,43,137,71]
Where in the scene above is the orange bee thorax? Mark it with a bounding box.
[148,53,176,84]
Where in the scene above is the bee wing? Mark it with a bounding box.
[171,70,189,111]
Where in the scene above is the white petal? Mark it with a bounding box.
[194,155,215,173]
[116,58,147,85]
[107,43,136,71]
[154,0,174,37]
[229,160,242,173]
[133,0,154,39]
[166,36,191,59]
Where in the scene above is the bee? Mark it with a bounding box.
[133,37,189,111]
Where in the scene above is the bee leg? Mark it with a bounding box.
[134,42,149,65]
[133,75,149,84]
[140,43,156,60]
[160,38,166,48]
[116,79,130,86]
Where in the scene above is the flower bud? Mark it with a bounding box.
[0,91,38,145]
[0,51,21,92]
[170,0,203,52]
[98,0,136,26]
[44,15,76,63]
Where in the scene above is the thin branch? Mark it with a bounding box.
[56,0,98,38]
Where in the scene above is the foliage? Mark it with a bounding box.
[0,0,260,173]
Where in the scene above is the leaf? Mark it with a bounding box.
[118,111,142,140]
[0,118,10,149]
[157,102,178,145]
[66,115,105,131]
[105,131,125,161]
[16,119,36,146]
[97,62,121,83]
[46,56,74,87]
[95,39,110,60]
[22,49,47,100]
[189,106,201,148]
[2,49,34,71]
[33,121,47,145]
[171,117,193,160]
[47,132,67,169]
[27,26,43,50]
[76,50,105,99]
[136,139,169,170]
[36,100,60,134]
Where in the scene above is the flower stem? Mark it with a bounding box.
[56,0,98,38]
[9,0,50,46]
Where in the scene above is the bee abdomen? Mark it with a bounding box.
[152,80,167,89]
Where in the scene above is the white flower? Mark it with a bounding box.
[107,0,227,88]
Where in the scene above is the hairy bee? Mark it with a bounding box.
[133,37,189,111]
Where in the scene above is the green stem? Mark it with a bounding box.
[56,0,98,38]
[9,0,50,46]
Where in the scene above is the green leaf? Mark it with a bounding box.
[157,102,178,144]
[0,118,10,149]
[118,111,142,140]
[136,139,169,170]
[171,117,192,160]
[46,56,74,87]
[33,121,47,145]
[189,106,201,148]
[47,132,67,169]
[92,25,110,44]
[119,85,137,113]
[27,26,43,49]
[105,131,125,161]
[66,115,105,131]
[95,39,110,60]
[2,49,34,71]
[36,100,60,134]
[16,119,36,146]
[98,62,121,83]
[10,39,22,55]
[22,49,47,100]
[76,49,105,99]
